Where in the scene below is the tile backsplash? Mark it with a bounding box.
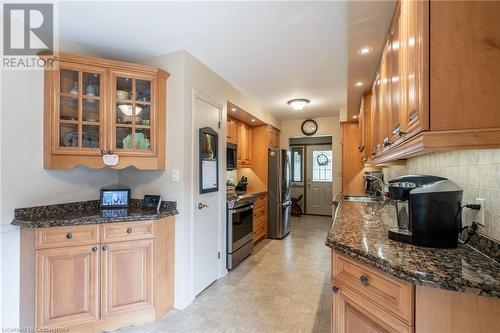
[383,149,500,242]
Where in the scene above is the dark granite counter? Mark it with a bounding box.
[325,200,500,298]
[12,199,178,228]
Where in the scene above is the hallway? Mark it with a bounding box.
[111,215,332,333]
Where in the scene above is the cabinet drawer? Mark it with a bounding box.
[253,222,267,241]
[253,206,267,219]
[254,194,267,209]
[100,221,154,243]
[36,225,99,249]
[332,251,414,325]
[253,215,267,229]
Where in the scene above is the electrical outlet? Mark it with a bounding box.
[475,198,485,226]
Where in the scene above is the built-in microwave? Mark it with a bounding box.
[227,143,237,170]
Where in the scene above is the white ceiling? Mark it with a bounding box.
[58,1,393,121]
[347,0,396,119]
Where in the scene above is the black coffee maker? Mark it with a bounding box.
[388,175,463,248]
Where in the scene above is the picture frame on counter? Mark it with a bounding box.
[199,127,219,193]
[100,188,130,208]
[142,194,162,212]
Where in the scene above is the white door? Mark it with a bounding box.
[306,144,333,216]
[193,94,222,296]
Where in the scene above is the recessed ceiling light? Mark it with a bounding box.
[355,82,363,87]
[287,99,310,111]
[251,119,256,122]
[231,107,237,112]
[357,47,373,55]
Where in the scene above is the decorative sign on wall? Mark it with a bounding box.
[199,127,219,193]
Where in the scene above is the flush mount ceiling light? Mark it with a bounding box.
[287,99,310,111]
[231,107,237,112]
[251,118,256,122]
[357,47,373,55]
[353,115,358,119]
[355,82,364,87]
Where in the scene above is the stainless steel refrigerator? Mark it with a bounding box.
[268,149,291,239]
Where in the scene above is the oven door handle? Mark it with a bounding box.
[230,204,254,214]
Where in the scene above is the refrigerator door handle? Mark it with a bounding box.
[282,201,291,208]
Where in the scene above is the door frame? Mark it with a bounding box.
[190,89,225,300]
[290,139,333,216]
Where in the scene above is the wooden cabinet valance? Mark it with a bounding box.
[43,52,169,169]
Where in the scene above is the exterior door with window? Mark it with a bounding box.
[306,145,333,216]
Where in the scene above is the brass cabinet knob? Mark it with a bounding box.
[92,246,98,252]
[126,228,132,234]
[102,245,108,251]
[360,274,369,286]
[66,233,72,239]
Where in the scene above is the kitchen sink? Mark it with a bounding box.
[343,195,381,203]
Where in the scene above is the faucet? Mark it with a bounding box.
[364,174,388,202]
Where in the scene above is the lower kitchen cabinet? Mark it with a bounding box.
[253,193,268,243]
[331,251,413,333]
[332,288,411,333]
[331,250,500,333]
[22,218,175,333]
[36,244,100,328]
[101,239,154,318]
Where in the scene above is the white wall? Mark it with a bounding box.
[0,62,119,328]
[280,116,342,198]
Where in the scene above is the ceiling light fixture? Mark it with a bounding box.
[251,119,256,122]
[355,82,363,87]
[357,47,373,55]
[231,107,237,112]
[353,115,358,119]
[287,99,310,112]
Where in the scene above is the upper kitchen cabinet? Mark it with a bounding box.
[268,125,280,149]
[236,121,252,167]
[226,117,237,144]
[43,53,169,170]
[368,0,500,164]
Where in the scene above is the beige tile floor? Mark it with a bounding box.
[109,215,332,333]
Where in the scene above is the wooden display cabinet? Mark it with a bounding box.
[43,53,169,170]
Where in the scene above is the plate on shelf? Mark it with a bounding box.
[62,131,99,148]
[122,132,150,150]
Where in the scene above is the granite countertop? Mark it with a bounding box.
[12,199,178,228]
[325,200,500,298]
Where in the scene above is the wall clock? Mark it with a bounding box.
[301,119,318,136]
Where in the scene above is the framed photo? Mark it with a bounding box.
[142,194,162,211]
[199,127,219,193]
[100,188,130,208]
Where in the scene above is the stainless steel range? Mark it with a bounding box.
[226,193,255,270]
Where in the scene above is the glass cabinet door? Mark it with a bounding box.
[57,68,103,151]
[113,74,154,154]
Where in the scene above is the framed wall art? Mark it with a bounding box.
[199,127,219,193]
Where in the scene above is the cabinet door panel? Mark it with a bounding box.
[390,11,403,144]
[244,124,252,165]
[36,244,99,328]
[101,239,154,317]
[332,287,411,333]
[53,64,106,154]
[111,71,156,156]
[400,0,429,137]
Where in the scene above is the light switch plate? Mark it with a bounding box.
[172,169,180,182]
